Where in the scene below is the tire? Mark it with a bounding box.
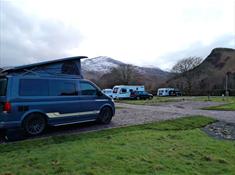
[136,96,140,100]
[149,96,153,100]
[23,113,47,136]
[97,107,113,124]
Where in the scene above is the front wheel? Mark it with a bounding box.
[23,113,46,136]
[97,107,113,124]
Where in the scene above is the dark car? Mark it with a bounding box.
[169,90,182,96]
[130,91,153,100]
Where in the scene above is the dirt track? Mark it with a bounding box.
[115,101,235,124]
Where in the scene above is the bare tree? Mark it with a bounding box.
[171,57,203,73]
[170,57,203,95]
[99,64,143,88]
[117,64,138,84]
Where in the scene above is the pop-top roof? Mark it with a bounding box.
[2,56,87,73]
[1,56,88,78]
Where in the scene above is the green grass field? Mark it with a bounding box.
[193,96,235,103]
[1,116,235,175]
[115,96,185,105]
[203,103,235,111]
[194,96,235,111]
[116,96,235,106]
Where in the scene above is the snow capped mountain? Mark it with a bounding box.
[82,56,124,73]
[136,66,169,77]
[82,56,169,80]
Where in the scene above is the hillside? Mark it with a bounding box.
[197,48,235,74]
[166,48,235,95]
[82,56,124,73]
[82,56,169,81]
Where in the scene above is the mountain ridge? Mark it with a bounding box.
[165,47,235,95]
[82,56,169,80]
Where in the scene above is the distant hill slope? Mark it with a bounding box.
[166,48,235,95]
[82,56,169,80]
[197,48,235,74]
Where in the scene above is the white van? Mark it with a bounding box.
[102,89,113,98]
[112,85,145,99]
[157,88,181,96]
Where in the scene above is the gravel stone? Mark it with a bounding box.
[203,121,235,140]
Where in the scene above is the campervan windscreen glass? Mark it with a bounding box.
[113,88,118,93]
[80,82,97,96]
[0,78,7,96]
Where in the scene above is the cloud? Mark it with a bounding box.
[0,0,234,71]
[0,1,83,67]
[157,34,235,70]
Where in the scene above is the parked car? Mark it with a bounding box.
[157,88,181,96]
[169,90,182,96]
[130,91,153,100]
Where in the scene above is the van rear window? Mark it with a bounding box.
[0,78,7,96]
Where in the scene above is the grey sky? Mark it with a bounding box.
[0,0,234,70]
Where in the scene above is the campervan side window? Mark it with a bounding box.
[50,80,78,96]
[61,61,80,75]
[20,79,49,96]
[121,88,127,93]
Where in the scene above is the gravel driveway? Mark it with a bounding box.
[1,101,234,142]
[116,101,235,124]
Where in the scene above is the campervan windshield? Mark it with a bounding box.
[113,88,118,93]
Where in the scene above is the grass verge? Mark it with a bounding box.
[203,103,235,111]
[116,96,235,106]
[1,116,235,175]
[193,96,235,103]
[115,96,184,105]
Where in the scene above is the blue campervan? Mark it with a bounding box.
[0,56,115,136]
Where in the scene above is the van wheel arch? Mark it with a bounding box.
[22,112,48,136]
[97,106,113,124]
[22,112,48,125]
[102,106,113,115]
